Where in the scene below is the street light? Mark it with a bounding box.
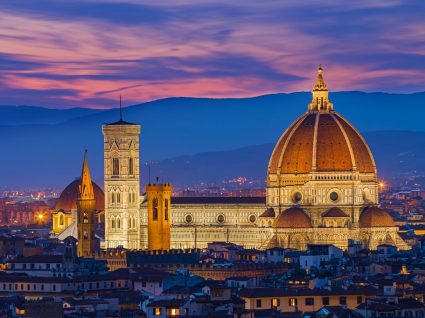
[36,213,44,222]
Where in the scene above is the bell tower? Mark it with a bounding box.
[102,107,141,249]
[146,182,172,250]
[77,151,97,257]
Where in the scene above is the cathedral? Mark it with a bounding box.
[52,67,408,251]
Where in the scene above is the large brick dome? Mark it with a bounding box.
[55,179,104,211]
[268,66,376,178]
[268,111,376,176]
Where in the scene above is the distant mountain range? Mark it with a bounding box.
[1,91,425,189]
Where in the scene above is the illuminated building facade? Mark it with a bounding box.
[102,117,141,249]
[56,67,408,251]
[146,183,172,250]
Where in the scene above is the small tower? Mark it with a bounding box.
[308,65,333,112]
[77,151,97,257]
[146,182,172,250]
[102,102,141,249]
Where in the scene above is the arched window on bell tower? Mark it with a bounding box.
[164,199,169,221]
[153,198,158,220]
[83,212,89,223]
[129,158,134,175]
[112,158,119,175]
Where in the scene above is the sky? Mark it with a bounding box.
[0,0,425,109]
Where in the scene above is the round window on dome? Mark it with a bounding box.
[185,214,193,224]
[217,214,225,224]
[249,214,257,223]
[330,191,339,202]
[292,191,303,203]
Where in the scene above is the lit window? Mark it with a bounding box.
[154,308,161,316]
[272,298,280,307]
[170,308,179,316]
[289,298,297,307]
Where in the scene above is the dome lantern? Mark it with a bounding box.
[308,65,333,112]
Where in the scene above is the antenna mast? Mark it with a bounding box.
[119,95,123,121]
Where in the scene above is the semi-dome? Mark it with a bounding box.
[322,207,348,218]
[272,207,312,228]
[268,66,376,177]
[359,206,395,227]
[55,179,105,211]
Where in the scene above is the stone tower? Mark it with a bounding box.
[77,151,97,257]
[102,113,141,249]
[146,182,172,250]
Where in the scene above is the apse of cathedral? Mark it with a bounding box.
[52,67,409,251]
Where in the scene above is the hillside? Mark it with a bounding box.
[0,91,424,188]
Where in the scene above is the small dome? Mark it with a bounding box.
[260,207,276,218]
[359,207,395,227]
[322,207,348,218]
[273,207,312,228]
[55,179,105,211]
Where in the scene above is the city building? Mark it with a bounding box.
[55,67,408,251]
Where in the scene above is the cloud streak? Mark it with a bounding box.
[0,0,424,108]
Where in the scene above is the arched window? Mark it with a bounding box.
[117,218,121,229]
[129,158,134,175]
[117,192,121,203]
[164,199,169,221]
[111,217,115,229]
[112,158,119,175]
[111,192,115,204]
[59,214,64,226]
[153,198,158,220]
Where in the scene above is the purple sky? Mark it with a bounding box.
[1,0,425,108]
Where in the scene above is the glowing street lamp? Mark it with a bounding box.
[36,213,45,223]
